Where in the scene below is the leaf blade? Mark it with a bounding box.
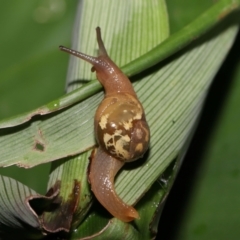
[0,176,42,239]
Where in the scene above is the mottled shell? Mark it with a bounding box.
[95,93,150,162]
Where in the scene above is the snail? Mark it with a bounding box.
[59,27,150,222]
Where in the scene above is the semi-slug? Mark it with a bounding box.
[59,27,150,222]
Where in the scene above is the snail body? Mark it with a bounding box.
[60,27,150,222]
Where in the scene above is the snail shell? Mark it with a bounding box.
[95,93,149,162]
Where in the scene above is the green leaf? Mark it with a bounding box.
[44,152,92,232]
[73,218,140,240]
[160,32,240,240]
[158,2,240,239]
[0,176,42,239]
